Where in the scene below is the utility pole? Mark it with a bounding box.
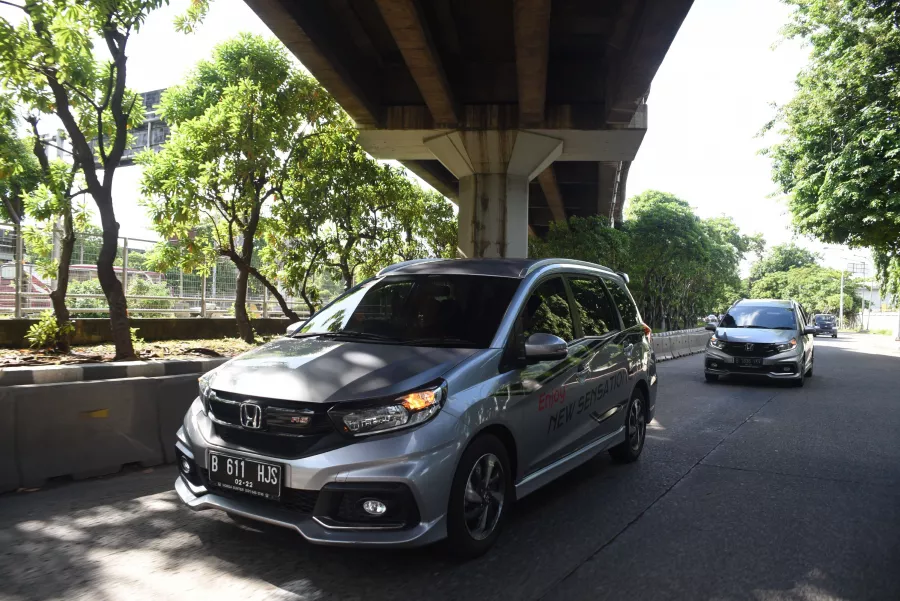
[839,268,845,328]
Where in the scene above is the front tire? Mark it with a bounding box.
[446,434,511,559]
[610,389,647,463]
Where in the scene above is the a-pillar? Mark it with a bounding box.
[425,130,563,258]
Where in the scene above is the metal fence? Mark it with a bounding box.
[0,223,309,319]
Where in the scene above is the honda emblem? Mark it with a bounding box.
[745,343,754,351]
[239,402,263,429]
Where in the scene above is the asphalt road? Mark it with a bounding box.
[2,333,899,601]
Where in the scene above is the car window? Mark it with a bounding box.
[522,277,575,343]
[568,276,620,337]
[605,278,640,328]
[299,274,521,347]
[720,306,797,330]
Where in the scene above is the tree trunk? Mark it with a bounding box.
[339,259,353,291]
[234,266,253,343]
[49,209,75,352]
[247,267,300,322]
[94,198,135,359]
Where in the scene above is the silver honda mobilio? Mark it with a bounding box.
[175,258,657,557]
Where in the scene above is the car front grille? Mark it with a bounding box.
[721,342,780,357]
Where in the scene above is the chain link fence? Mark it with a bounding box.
[0,223,310,319]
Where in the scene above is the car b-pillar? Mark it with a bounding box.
[425,130,563,258]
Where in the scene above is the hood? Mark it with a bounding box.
[207,337,479,403]
[715,328,796,344]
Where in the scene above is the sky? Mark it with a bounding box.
[4,0,873,274]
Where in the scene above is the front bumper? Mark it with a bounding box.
[174,397,461,547]
[704,348,803,380]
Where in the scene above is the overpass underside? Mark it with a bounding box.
[245,0,693,257]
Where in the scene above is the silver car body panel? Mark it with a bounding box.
[176,260,656,547]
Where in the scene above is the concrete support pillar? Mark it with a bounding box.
[425,130,562,258]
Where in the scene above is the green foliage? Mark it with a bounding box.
[529,192,761,329]
[26,311,74,351]
[0,94,41,222]
[529,215,628,269]
[127,277,173,317]
[749,243,819,282]
[67,278,106,318]
[130,327,144,348]
[765,0,900,313]
[750,265,860,314]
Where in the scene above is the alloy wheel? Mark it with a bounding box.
[463,453,505,541]
[628,397,646,452]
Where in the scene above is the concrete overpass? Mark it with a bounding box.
[244,0,693,257]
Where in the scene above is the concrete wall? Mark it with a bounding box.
[0,317,295,348]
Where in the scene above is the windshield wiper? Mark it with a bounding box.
[294,330,400,342]
[401,337,479,347]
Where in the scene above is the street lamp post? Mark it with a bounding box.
[839,268,845,328]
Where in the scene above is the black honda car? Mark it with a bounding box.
[812,314,837,338]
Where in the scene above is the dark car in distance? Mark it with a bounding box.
[812,314,837,338]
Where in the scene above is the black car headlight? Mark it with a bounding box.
[709,335,726,350]
[775,338,798,353]
[329,382,448,437]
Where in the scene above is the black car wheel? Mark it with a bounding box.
[610,388,647,463]
[446,434,511,559]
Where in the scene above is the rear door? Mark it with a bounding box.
[565,275,630,442]
[604,276,646,380]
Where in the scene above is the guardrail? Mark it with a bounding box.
[650,327,711,362]
[0,359,226,493]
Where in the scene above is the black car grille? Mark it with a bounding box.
[721,342,780,357]
[208,391,334,436]
[207,391,345,459]
[199,468,319,514]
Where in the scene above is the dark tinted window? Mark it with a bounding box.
[605,278,640,327]
[720,305,797,330]
[568,277,620,336]
[300,274,521,347]
[815,315,834,325]
[522,277,575,342]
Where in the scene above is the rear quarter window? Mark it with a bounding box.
[605,278,640,328]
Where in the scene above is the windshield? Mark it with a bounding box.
[815,315,834,325]
[720,305,797,330]
[298,274,521,347]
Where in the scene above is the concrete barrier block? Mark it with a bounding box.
[0,389,18,493]
[661,336,674,360]
[154,374,202,463]
[14,378,165,487]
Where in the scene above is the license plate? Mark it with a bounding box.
[208,452,282,499]
[736,358,763,366]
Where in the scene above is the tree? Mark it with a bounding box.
[751,265,861,316]
[1,0,162,359]
[139,34,342,342]
[262,130,458,312]
[529,215,629,270]
[765,0,900,317]
[0,94,40,224]
[749,243,818,282]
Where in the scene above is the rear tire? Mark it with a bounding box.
[445,434,512,559]
[832,334,837,338]
[609,389,647,464]
[704,373,719,382]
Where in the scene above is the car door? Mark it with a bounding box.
[565,274,630,443]
[604,276,646,381]
[505,276,593,476]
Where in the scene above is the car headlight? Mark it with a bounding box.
[775,338,798,352]
[328,382,447,437]
[709,335,726,350]
[198,374,213,412]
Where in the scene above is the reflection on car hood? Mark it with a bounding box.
[715,328,796,344]
[207,337,478,403]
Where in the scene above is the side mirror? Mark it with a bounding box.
[286,321,303,336]
[704,323,717,332]
[803,326,817,335]
[524,333,568,363]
